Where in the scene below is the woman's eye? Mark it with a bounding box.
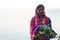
[39,9,44,10]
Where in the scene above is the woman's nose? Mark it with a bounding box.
[40,10,43,12]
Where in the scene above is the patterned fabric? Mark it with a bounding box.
[30,13,52,40]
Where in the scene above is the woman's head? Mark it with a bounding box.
[36,4,45,18]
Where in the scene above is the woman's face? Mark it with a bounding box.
[37,6,44,18]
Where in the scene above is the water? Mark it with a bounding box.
[0,32,29,40]
[0,32,59,40]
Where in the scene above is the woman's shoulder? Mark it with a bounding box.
[45,17,51,24]
[30,16,36,23]
[46,17,51,21]
[31,16,36,20]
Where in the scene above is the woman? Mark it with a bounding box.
[30,4,56,40]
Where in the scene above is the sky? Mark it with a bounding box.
[0,0,60,40]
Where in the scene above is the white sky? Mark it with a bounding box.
[0,0,60,40]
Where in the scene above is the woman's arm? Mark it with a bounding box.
[47,17,52,28]
[30,17,35,40]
